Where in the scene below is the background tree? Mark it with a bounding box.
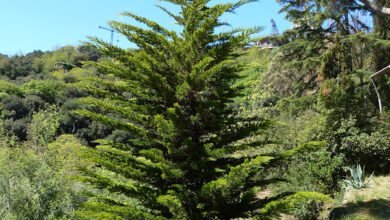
[270,0,390,170]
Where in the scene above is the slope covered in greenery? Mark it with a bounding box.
[0,0,390,219]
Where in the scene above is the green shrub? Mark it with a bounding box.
[24,94,46,113]
[332,115,390,167]
[276,95,317,117]
[21,80,65,103]
[4,119,28,141]
[0,80,23,96]
[0,129,87,219]
[278,146,344,195]
[2,95,29,120]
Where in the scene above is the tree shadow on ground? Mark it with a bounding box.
[329,199,390,219]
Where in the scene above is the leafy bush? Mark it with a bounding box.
[24,94,46,113]
[276,95,317,117]
[0,129,87,219]
[21,80,65,103]
[277,145,344,195]
[4,119,28,141]
[0,80,23,96]
[330,115,390,167]
[2,95,29,120]
[27,106,61,146]
[32,46,78,74]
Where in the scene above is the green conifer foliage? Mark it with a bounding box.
[74,1,327,219]
[271,0,363,96]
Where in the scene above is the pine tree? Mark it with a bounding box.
[74,1,328,219]
[270,0,362,96]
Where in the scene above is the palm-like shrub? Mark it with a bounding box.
[344,164,374,189]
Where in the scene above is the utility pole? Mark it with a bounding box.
[98,26,117,44]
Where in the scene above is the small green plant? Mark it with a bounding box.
[343,164,373,189]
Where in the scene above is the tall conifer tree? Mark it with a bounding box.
[75,0,327,219]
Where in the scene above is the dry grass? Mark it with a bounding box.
[327,175,390,220]
[235,176,390,220]
[343,175,390,204]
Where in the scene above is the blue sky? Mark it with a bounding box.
[0,0,291,56]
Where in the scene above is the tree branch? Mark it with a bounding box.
[358,0,390,16]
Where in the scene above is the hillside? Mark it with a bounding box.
[1,0,390,219]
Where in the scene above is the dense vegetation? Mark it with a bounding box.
[0,0,390,219]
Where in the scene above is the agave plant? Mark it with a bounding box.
[343,164,374,189]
